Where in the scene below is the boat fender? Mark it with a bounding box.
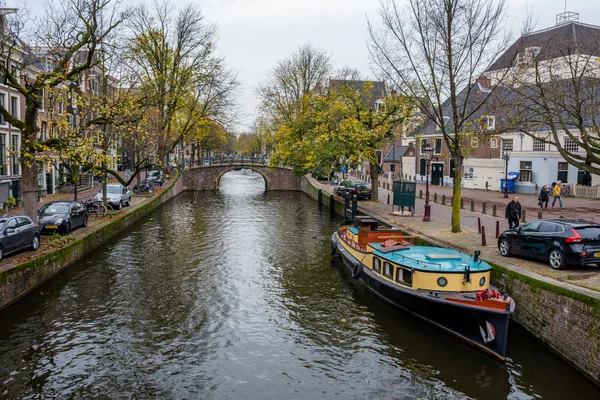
[331,241,337,255]
[351,262,363,279]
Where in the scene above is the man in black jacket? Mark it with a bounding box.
[505,196,522,229]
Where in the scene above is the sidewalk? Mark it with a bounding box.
[317,175,600,294]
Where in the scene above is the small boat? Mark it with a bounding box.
[331,216,515,360]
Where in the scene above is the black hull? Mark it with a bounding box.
[334,235,512,360]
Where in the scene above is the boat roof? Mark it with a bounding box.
[370,244,491,273]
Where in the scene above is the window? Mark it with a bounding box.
[373,257,381,274]
[533,138,545,151]
[520,221,542,232]
[419,139,428,155]
[539,222,564,233]
[491,137,498,148]
[6,218,17,229]
[395,267,413,286]
[383,262,393,278]
[436,116,450,130]
[17,217,31,227]
[557,162,568,183]
[564,137,578,152]
[471,137,478,148]
[375,100,385,113]
[40,88,45,111]
[41,122,47,141]
[519,161,532,182]
[0,93,5,125]
[434,138,442,155]
[11,135,18,175]
[0,134,5,175]
[483,115,495,130]
[10,96,18,118]
[502,138,513,151]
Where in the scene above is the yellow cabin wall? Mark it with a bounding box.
[339,237,490,293]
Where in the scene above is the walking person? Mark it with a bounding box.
[539,185,549,209]
[505,196,522,229]
[552,180,563,208]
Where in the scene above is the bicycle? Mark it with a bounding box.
[83,199,108,219]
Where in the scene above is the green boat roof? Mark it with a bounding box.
[370,244,491,273]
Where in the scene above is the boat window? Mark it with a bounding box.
[383,262,393,278]
[395,267,413,286]
[373,257,381,273]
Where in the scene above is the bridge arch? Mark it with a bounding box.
[183,164,303,192]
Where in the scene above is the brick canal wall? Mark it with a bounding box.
[0,175,185,311]
[300,176,600,387]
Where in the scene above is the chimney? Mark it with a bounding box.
[477,75,491,89]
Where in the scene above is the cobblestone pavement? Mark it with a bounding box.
[320,175,600,294]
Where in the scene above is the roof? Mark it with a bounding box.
[383,145,409,162]
[328,79,386,108]
[487,21,600,72]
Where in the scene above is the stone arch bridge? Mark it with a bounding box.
[182,161,303,191]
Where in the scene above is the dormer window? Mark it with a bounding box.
[436,116,449,131]
[515,47,541,67]
[375,100,385,113]
[483,115,495,130]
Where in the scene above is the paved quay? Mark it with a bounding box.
[314,175,600,294]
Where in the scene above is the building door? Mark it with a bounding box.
[450,159,455,178]
[557,162,568,183]
[431,163,444,185]
[419,158,426,176]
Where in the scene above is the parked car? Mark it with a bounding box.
[335,180,355,196]
[147,170,164,185]
[0,215,40,261]
[352,182,372,200]
[498,219,600,270]
[95,184,132,210]
[202,159,210,166]
[38,201,88,235]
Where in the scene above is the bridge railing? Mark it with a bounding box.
[197,156,269,166]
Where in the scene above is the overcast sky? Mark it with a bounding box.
[24,0,600,132]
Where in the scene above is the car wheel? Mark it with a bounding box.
[30,235,40,251]
[63,222,71,236]
[0,246,3,261]
[548,248,567,270]
[82,216,88,228]
[117,201,123,210]
[499,239,512,257]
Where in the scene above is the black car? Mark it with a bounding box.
[38,201,88,235]
[0,215,40,261]
[352,183,372,200]
[498,219,600,270]
[147,170,164,186]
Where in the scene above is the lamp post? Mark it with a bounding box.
[502,145,511,198]
[423,142,434,222]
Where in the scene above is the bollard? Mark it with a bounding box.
[442,194,446,205]
[434,193,438,203]
[485,181,489,191]
[345,192,350,210]
[538,211,542,219]
[460,198,464,209]
[495,221,500,238]
[419,190,423,199]
[492,204,497,217]
[482,202,487,215]
[481,226,487,246]
[318,189,323,205]
[352,195,358,220]
[560,215,564,218]
[329,195,335,213]
[478,217,481,233]
[535,183,539,193]
[470,200,475,212]
[521,209,527,223]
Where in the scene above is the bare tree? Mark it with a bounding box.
[257,43,332,125]
[0,0,125,220]
[369,0,512,232]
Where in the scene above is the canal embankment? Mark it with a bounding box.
[0,175,185,311]
[302,175,600,386]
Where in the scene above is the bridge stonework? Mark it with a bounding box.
[183,165,303,191]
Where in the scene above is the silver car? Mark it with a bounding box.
[95,184,132,210]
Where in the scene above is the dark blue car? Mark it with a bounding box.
[0,215,40,261]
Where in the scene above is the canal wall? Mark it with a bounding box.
[0,175,185,311]
[299,176,600,386]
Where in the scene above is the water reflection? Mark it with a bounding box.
[0,170,598,399]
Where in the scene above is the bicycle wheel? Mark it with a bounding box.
[97,203,108,217]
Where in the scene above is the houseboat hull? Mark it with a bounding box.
[333,233,512,360]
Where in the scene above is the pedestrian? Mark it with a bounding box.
[329,168,335,185]
[538,185,549,209]
[552,180,563,208]
[505,195,522,229]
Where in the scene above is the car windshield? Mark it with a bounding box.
[42,204,70,214]
[107,186,122,194]
[355,184,371,190]
[149,171,160,177]
[575,226,600,239]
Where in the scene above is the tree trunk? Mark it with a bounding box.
[451,157,463,233]
[74,181,78,201]
[370,161,380,201]
[21,163,39,223]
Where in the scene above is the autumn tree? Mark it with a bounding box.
[369,0,512,232]
[0,0,125,220]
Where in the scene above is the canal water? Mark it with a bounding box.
[1,170,599,399]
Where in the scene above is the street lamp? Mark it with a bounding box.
[502,144,511,198]
[423,142,434,222]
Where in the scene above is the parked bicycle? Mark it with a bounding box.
[82,199,108,219]
[137,179,160,194]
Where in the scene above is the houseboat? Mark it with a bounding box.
[331,216,515,360]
